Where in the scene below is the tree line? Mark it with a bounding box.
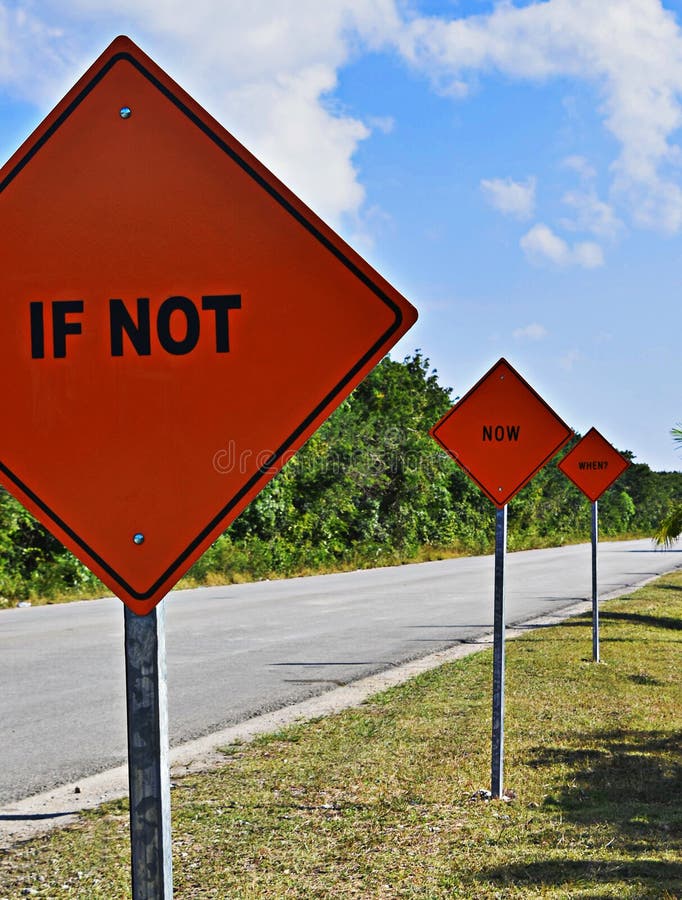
[1,353,680,605]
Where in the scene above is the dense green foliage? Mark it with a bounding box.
[1,353,681,605]
[0,490,102,603]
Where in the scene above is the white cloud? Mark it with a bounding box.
[365,115,395,134]
[520,223,604,268]
[572,240,605,269]
[0,0,403,228]
[220,66,370,226]
[6,0,682,240]
[513,322,548,340]
[520,224,568,266]
[0,5,74,104]
[562,155,597,182]
[402,0,682,234]
[344,202,395,253]
[480,176,536,219]
[561,189,623,239]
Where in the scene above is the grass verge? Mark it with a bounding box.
[1,573,680,898]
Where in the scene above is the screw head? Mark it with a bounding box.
[133,533,145,545]
[119,106,132,119]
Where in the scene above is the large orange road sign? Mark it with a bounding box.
[430,358,572,508]
[557,427,630,502]
[0,36,417,614]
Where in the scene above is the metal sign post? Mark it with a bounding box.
[124,602,173,899]
[591,500,599,663]
[491,504,507,799]
[557,428,630,664]
[430,358,572,801]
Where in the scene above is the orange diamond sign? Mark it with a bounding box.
[430,358,572,508]
[557,427,630,502]
[0,37,417,614]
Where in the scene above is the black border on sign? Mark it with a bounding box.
[0,47,407,602]
[557,426,631,502]
[429,358,573,509]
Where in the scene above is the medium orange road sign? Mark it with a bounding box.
[0,36,417,614]
[430,358,573,508]
[557,427,630,502]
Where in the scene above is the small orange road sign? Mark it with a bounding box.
[430,358,572,508]
[557,427,630,502]
[0,36,417,614]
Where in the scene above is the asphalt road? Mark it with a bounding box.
[1,539,680,805]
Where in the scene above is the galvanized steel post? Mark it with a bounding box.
[124,601,173,899]
[592,500,599,663]
[491,504,507,799]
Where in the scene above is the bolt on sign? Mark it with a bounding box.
[430,358,573,507]
[557,427,630,502]
[0,36,417,615]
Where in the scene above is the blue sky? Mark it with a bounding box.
[1,0,681,472]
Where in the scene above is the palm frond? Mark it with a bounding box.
[653,501,682,548]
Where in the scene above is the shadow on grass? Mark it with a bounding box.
[515,608,681,633]
[479,858,682,897]
[478,728,682,894]
[599,610,682,631]
[531,729,681,842]
[573,609,680,630]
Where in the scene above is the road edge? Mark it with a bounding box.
[0,568,676,848]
